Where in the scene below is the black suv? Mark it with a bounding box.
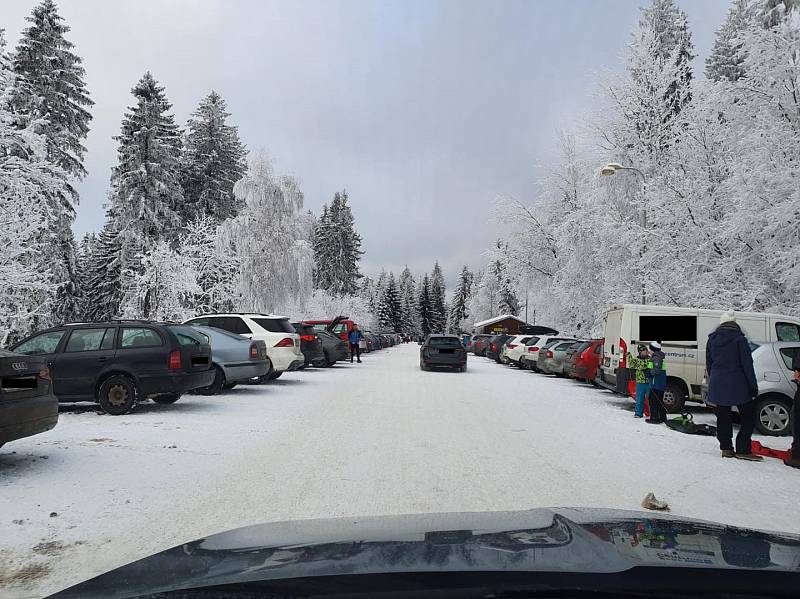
[9,321,214,415]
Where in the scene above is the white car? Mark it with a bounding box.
[501,335,537,365]
[519,335,576,371]
[184,313,303,380]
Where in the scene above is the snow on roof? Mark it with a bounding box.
[472,314,528,328]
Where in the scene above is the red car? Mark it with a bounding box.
[303,316,357,343]
[564,338,604,383]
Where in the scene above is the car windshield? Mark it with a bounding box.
[428,337,462,348]
[4,1,800,596]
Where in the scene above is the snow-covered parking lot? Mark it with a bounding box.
[2,342,799,598]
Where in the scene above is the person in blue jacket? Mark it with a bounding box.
[646,342,668,424]
[706,311,762,461]
[348,325,364,364]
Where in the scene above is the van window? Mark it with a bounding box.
[639,315,696,342]
[776,322,800,342]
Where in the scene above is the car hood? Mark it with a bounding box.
[55,508,800,598]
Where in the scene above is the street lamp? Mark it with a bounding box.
[600,162,648,304]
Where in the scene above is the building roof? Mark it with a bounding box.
[472,314,527,328]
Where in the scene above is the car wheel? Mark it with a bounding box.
[755,396,792,436]
[267,371,283,381]
[195,366,225,396]
[98,375,137,415]
[222,382,237,390]
[661,381,686,413]
[323,351,333,367]
[152,393,182,404]
[420,360,428,371]
[254,358,274,383]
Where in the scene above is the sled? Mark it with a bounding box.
[751,440,790,461]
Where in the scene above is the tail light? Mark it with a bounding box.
[546,350,553,358]
[619,338,627,368]
[507,344,518,349]
[38,368,50,380]
[274,337,294,347]
[249,344,259,359]
[491,344,497,351]
[168,350,182,370]
[527,346,539,353]
[299,334,316,342]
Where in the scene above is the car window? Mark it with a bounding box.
[252,318,294,333]
[120,327,163,348]
[555,342,575,351]
[211,316,252,335]
[65,327,116,352]
[167,325,208,346]
[779,347,799,370]
[187,317,211,327]
[594,343,603,355]
[573,342,591,353]
[524,336,540,346]
[776,322,800,342]
[13,330,65,355]
[428,337,462,348]
[332,323,347,333]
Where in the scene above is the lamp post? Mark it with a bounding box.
[601,162,647,304]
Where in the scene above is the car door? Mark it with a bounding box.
[117,326,167,378]
[52,327,117,398]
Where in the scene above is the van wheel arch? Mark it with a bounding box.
[661,377,688,413]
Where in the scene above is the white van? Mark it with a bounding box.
[597,304,800,412]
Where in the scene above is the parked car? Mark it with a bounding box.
[539,340,583,376]
[187,326,270,395]
[9,322,214,415]
[500,335,537,366]
[471,334,493,356]
[183,314,303,381]
[485,334,513,362]
[305,316,357,343]
[420,335,467,372]
[701,341,799,436]
[315,330,350,366]
[564,339,604,383]
[597,303,800,412]
[520,336,576,371]
[292,323,326,368]
[0,349,58,449]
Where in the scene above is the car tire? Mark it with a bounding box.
[98,375,137,415]
[323,351,333,367]
[420,360,428,371]
[195,366,225,396]
[152,393,182,404]
[661,380,687,413]
[222,382,237,390]
[754,396,792,436]
[460,365,467,372]
[266,371,283,381]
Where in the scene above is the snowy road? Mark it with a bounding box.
[2,342,799,597]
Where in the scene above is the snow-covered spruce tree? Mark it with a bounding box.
[447,266,474,333]
[312,190,363,296]
[221,153,313,314]
[108,72,184,317]
[377,272,402,332]
[13,0,93,178]
[417,274,433,337]
[429,262,447,333]
[312,204,333,292]
[82,217,123,321]
[73,232,96,318]
[398,266,418,335]
[705,0,753,82]
[0,29,65,341]
[12,1,93,323]
[183,216,241,314]
[180,91,247,223]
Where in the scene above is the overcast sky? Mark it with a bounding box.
[3,0,730,286]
